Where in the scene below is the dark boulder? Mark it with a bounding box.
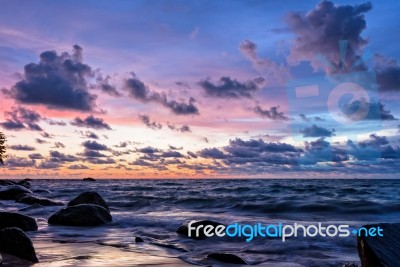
[0,227,38,263]
[207,253,248,264]
[17,180,31,189]
[68,191,109,211]
[17,194,63,206]
[83,177,96,181]
[0,185,32,200]
[48,204,112,226]
[357,223,400,267]
[177,220,225,240]
[0,180,16,186]
[0,212,38,231]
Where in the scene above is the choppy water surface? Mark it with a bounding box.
[2,179,400,266]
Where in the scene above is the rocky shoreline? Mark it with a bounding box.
[0,179,394,266]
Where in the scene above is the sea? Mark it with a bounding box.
[1,179,399,266]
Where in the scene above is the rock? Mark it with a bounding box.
[17,180,31,189]
[343,264,358,267]
[0,180,16,186]
[0,253,2,265]
[68,191,109,211]
[207,253,248,264]
[83,177,96,181]
[0,212,38,231]
[177,220,225,240]
[135,237,144,243]
[33,189,51,194]
[357,223,400,267]
[17,194,63,206]
[48,204,112,226]
[0,227,38,263]
[0,185,32,200]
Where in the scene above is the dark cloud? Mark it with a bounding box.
[78,130,99,139]
[36,138,48,144]
[9,145,36,151]
[300,125,335,137]
[302,137,348,164]
[199,148,226,159]
[138,115,162,130]
[125,74,199,115]
[160,151,184,158]
[29,153,44,160]
[373,54,400,92]
[37,161,61,169]
[358,134,388,147]
[187,151,198,158]
[96,75,121,97]
[167,122,191,133]
[253,105,289,121]
[6,156,36,168]
[49,150,79,163]
[53,142,65,148]
[82,140,108,150]
[199,76,262,99]
[0,106,43,131]
[87,158,116,164]
[71,115,112,130]
[68,164,90,170]
[341,101,397,121]
[1,45,97,111]
[347,134,400,161]
[81,149,107,158]
[115,141,131,148]
[41,132,52,138]
[286,1,372,73]
[239,39,289,83]
[138,146,160,154]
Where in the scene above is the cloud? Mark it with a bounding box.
[300,125,335,137]
[49,150,79,162]
[199,76,263,99]
[36,138,48,144]
[373,54,400,92]
[341,101,397,121]
[199,148,226,159]
[0,106,43,131]
[80,149,107,158]
[68,164,90,170]
[286,1,372,74]
[41,132,52,138]
[138,114,162,130]
[52,142,65,148]
[1,45,97,111]
[299,114,325,122]
[47,120,67,126]
[9,144,36,151]
[6,156,36,168]
[167,122,191,133]
[253,105,289,121]
[86,158,116,164]
[302,137,348,164]
[37,161,61,169]
[71,115,112,130]
[82,140,108,150]
[239,39,290,84]
[78,130,99,139]
[138,146,160,154]
[29,153,44,160]
[96,75,121,97]
[125,74,199,115]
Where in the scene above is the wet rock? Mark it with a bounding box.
[17,194,63,206]
[83,177,96,181]
[33,189,51,194]
[177,220,225,240]
[0,227,39,263]
[0,212,38,231]
[357,223,400,267]
[343,264,358,267]
[48,204,112,226]
[0,180,16,186]
[17,180,31,189]
[68,191,109,211]
[0,253,2,265]
[207,253,248,264]
[0,185,32,200]
[135,237,144,243]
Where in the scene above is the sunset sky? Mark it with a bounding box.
[1,0,399,178]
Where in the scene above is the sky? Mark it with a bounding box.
[0,0,400,178]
